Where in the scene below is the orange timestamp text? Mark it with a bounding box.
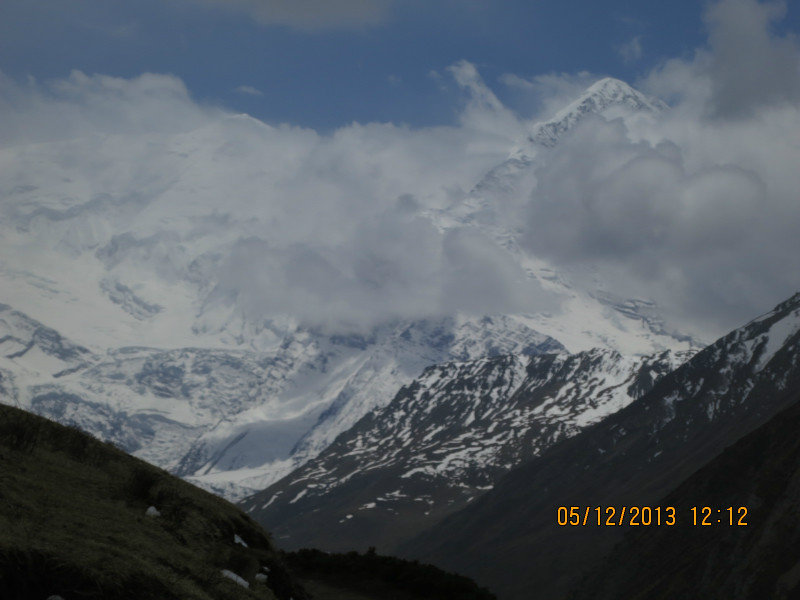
[556,505,748,526]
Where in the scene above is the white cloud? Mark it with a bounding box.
[703,0,800,118]
[0,70,215,143]
[497,73,534,90]
[427,69,447,92]
[448,60,520,135]
[520,0,800,335]
[234,85,264,96]
[499,70,597,120]
[0,64,554,334]
[618,35,642,63]
[2,0,799,340]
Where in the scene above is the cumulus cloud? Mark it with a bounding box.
[214,205,545,330]
[644,0,800,119]
[188,0,393,30]
[0,63,554,334]
[2,0,799,341]
[0,70,216,143]
[448,60,520,135]
[704,0,800,118]
[521,0,800,335]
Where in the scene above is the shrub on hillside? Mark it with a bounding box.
[0,411,42,453]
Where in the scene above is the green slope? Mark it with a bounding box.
[0,403,307,600]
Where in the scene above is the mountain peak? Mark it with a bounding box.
[556,76,666,119]
[524,77,667,148]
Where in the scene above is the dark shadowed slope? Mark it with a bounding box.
[568,387,800,600]
[0,403,497,600]
[283,548,496,600]
[0,403,307,600]
[399,293,800,600]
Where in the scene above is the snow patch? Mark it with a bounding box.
[221,569,249,588]
[755,310,800,371]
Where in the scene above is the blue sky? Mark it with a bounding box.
[5,0,793,130]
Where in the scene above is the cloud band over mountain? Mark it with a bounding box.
[1,0,798,340]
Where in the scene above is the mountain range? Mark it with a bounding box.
[244,346,691,551]
[0,77,698,500]
[3,69,799,600]
[399,292,800,600]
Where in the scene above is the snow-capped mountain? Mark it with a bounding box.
[401,292,800,600]
[422,77,696,357]
[462,77,666,205]
[0,76,697,499]
[178,315,564,497]
[0,302,562,498]
[0,303,95,397]
[524,77,666,149]
[243,346,691,551]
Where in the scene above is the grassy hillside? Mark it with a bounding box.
[0,403,307,600]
